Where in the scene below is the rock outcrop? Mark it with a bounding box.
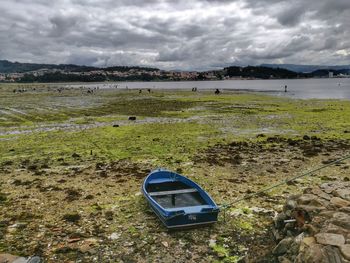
[272,181,350,262]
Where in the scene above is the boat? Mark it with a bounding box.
[142,169,219,229]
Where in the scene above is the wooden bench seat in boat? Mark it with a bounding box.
[149,188,197,196]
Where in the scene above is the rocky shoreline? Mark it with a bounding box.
[272,181,350,262]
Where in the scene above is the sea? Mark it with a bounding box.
[65,78,350,100]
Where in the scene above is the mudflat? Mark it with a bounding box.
[1,84,350,262]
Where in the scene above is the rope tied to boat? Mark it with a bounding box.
[219,153,350,212]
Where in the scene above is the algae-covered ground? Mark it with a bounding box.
[1,84,350,262]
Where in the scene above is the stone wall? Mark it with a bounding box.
[272,181,350,262]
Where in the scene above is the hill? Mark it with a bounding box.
[310,69,350,77]
[0,60,158,73]
[261,63,350,73]
[224,66,302,79]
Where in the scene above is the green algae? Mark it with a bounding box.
[0,121,219,168]
[212,244,230,258]
[212,244,243,262]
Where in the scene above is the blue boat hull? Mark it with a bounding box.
[142,169,219,229]
[149,204,219,229]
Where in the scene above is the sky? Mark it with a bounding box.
[0,0,349,70]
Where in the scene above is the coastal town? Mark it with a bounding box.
[0,64,218,82]
[1,60,349,83]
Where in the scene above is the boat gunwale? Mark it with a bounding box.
[142,169,219,218]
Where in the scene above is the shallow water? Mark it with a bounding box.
[65,78,350,99]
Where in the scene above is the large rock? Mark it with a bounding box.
[340,244,350,260]
[334,189,350,201]
[298,194,326,207]
[296,244,325,263]
[299,237,316,252]
[323,223,349,236]
[340,207,350,214]
[273,237,294,255]
[323,246,344,263]
[296,205,326,214]
[311,188,331,201]
[0,254,29,263]
[331,212,350,230]
[275,212,288,229]
[321,183,336,194]
[330,197,350,208]
[284,198,298,211]
[278,256,292,263]
[315,233,345,247]
[0,254,19,263]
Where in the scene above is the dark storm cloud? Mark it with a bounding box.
[0,0,349,70]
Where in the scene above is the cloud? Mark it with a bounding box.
[0,0,349,70]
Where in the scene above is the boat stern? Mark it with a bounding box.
[165,207,219,229]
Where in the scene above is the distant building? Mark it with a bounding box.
[329,71,334,78]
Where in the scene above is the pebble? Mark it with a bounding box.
[79,238,98,253]
[294,233,305,244]
[109,232,121,240]
[209,239,216,248]
[251,206,275,214]
[161,241,169,248]
[124,241,134,247]
[178,239,186,247]
[68,237,81,243]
